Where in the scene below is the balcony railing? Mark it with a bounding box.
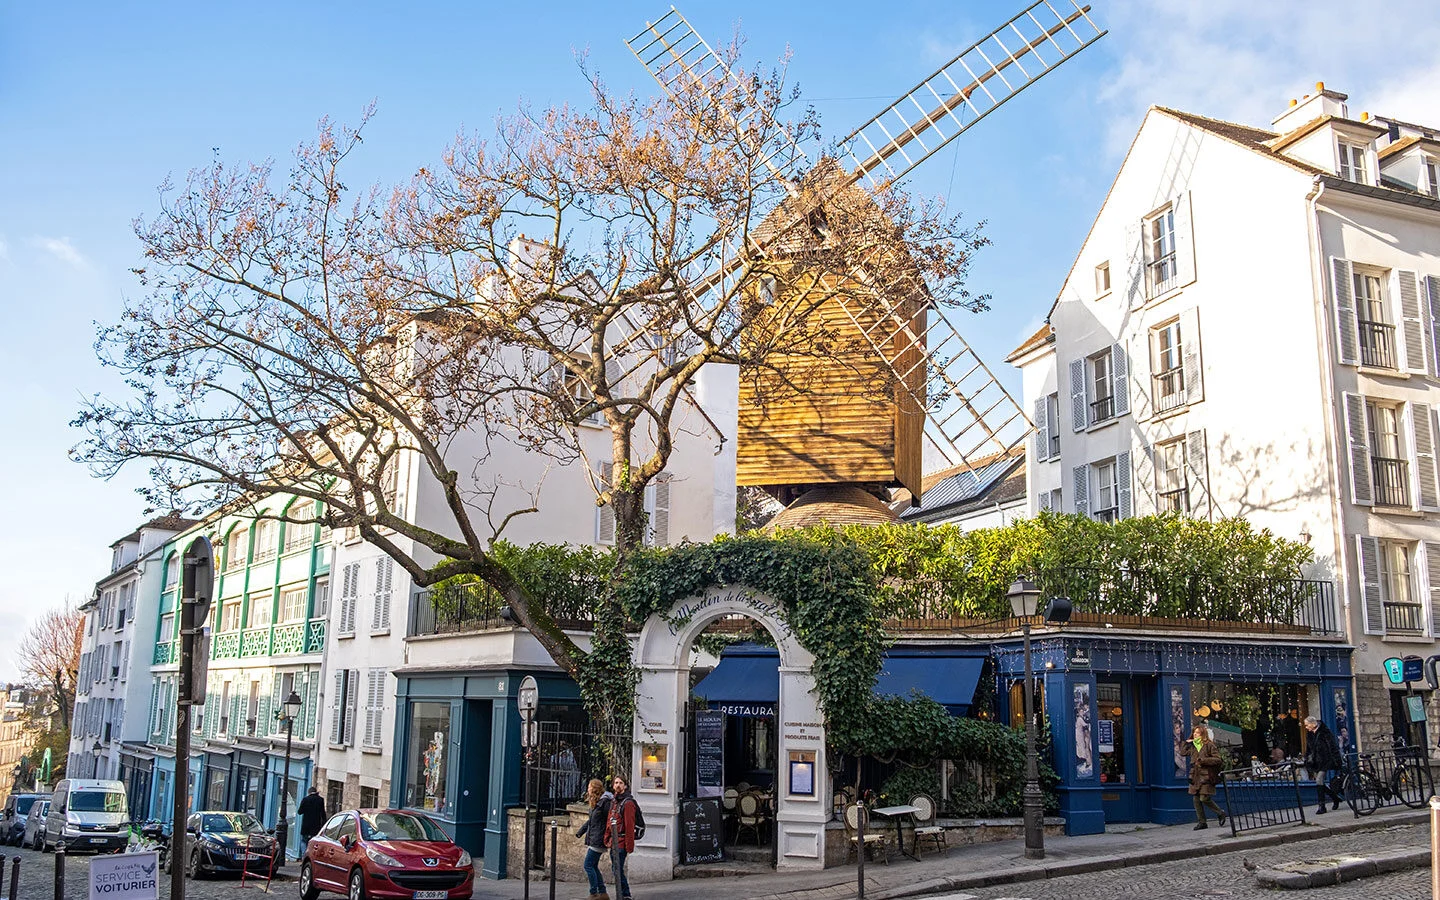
[213,630,241,659]
[1384,602,1425,634]
[1372,456,1411,508]
[1093,507,1118,523]
[152,642,176,665]
[1156,487,1189,513]
[240,628,270,658]
[409,582,593,637]
[878,566,1341,636]
[1089,394,1115,425]
[1359,320,1397,369]
[1153,367,1186,412]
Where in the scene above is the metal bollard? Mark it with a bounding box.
[857,800,866,900]
[547,820,557,900]
[1,855,7,898]
[54,845,65,900]
[1430,795,1440,900]
[9,855,18,900]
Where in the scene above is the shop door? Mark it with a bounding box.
[1097,680,1142,822]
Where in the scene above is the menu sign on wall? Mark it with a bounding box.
[694,709,725,799]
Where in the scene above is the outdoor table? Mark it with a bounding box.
[869,804,920,861]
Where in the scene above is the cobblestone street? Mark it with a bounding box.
[0,847,293,900]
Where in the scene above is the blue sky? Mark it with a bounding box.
[2,0,1438,678]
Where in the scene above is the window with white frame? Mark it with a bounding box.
[1155,436,1190,513]
[1046,394,1060,457]
[253,519,278,561]
[313,577,330,618]
[1425,159,1440,199]
[159,613,174,643]
[1366,400,1410,508]
[219,681,232,735]
[284,503,314,552]
[225,529,247,570]
[219,599,242,632]
[1146,205,1177,293]
[1088,351,1115,425]
[166,554,180,588]
[246,591,273,629]
[1338,142,1369,184]
[279,586,307,623]
[1353,269,1396,369]
[1095,261,1111,295]
[246,680,260,736]
[1093,459,1118,522]
[1151,319,1186,412]
[1378,539,1423,633]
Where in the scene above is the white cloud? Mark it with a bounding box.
[1096,0,1440,155]
[31,235,88,269]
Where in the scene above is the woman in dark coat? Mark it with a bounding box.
[1179,725,1227,829]
[1303,715,1344,814]
[575,778,614,899]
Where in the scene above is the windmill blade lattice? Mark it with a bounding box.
[837,0,1105,190]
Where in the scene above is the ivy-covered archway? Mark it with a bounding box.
[627,585,830,880]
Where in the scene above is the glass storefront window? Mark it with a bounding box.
[1189,681,1307,768]
[406,702,451,816]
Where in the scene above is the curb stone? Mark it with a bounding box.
[1253,848,1428,890]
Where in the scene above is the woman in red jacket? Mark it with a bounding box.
[604,774,637,900]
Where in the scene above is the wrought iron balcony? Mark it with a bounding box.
[1371,456,1411,508]
[1156,487,1189,513]
[1153,367,1186,412]
[1383,602,1425,634]
[1089,394,1115,425]
[1358,320,1397,369]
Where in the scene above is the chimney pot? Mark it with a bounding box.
[1316,81,1325,92]
[1360,111,1369,122]
[1289,99,1297,107]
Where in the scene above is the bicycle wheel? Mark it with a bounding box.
[1345,772,1382,816]
[1393,763,1430,809]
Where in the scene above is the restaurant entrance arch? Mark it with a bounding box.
[626,586,830,881]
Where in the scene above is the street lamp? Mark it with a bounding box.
[91,740,103,779]
[1007,577,1045,859]
[275,690,303,865]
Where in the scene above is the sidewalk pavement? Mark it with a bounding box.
[479,805,1432,900]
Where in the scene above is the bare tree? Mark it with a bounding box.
[72,50,986,728]
[17,604,83,730]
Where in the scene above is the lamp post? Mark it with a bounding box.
[91,741,103,779]
[275,690,303,865]
[1007,577,1045,859]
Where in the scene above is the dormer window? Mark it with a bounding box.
[1339,142,1369,184]
[1425,159,1440,199]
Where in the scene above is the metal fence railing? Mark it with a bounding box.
[1218,761,1306,835]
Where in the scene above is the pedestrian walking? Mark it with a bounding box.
[297,786,327,850]
[1178,725,1227,829]
[1302,715,1344,814]
[604,774,639,900]
[575,778,614,899]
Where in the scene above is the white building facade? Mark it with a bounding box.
[1015,83,1440,749]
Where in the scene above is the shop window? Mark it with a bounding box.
[1189,681,1308,766]
[359,785,379,809]
[742,717,774,774]
[405,702,451,816]
[1007,680,1046,729]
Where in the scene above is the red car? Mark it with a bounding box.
[300,809,473,900]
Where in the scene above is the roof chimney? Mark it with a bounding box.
[1272,82,1350,133]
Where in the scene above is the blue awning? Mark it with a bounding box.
[693,647,985,715]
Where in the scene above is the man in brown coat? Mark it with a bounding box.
[1179,725,1227,829]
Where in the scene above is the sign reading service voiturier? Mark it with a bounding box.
[90,851,159,900]
[694,709,724,799]
[679,798,724,865]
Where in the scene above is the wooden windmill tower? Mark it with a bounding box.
[627,3,1105,512]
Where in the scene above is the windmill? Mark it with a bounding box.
[626,2,1105,512]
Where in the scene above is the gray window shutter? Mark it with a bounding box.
[343,669,358,746]
[1180,307,1204,405]
[1427,275,1440,374]
[1072,464,1089,516]
[1116,450,1132,519]
[329,670,345,745]
[1186,429,1210,519]
[652,474,671,546]
[1397,270,1428,374]
[303,670,320,741]
[1331,258,1359,366]
[1033,397,1049,461]
[1173,191,1196,288]
[371,557,392,631]
[596,462,615,545]
[1110,343,1129,417]
[1037,490,1052,513]
[1342,392,1373,505]
[1069,359,1087,432]
[1423,542,1440,638]
[1356,535,1384,635]
[1409,402,1440,510]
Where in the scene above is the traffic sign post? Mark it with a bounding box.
[172,536,213,900]
[517,677,539,900]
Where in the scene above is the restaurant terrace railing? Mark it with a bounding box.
[880,567,1341,637]
[409,582,594,637]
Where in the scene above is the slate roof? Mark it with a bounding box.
[900,450,1025,523]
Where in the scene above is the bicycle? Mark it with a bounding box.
[1336,740,1432,816]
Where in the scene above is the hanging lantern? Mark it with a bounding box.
[1198,705,1212,718]
[1211,700,1223,711]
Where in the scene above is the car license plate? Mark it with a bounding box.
[414,891,448,899]
[244,854,265,861]
[89,838,107,844]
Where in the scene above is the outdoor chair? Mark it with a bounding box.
[736,791,769,846]
[908,794,947,855]
[843,802,888,865]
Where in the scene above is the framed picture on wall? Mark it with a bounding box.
[788,750,816,796]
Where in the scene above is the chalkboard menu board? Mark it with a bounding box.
[679,798,725,865]
[694,709,725,799]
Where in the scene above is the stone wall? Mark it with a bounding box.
[1354,674,1390,749]
[506,806,587,883]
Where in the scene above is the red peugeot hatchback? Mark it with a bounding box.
[300,809,473,900]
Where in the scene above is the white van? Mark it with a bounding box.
[43,779,128,853]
